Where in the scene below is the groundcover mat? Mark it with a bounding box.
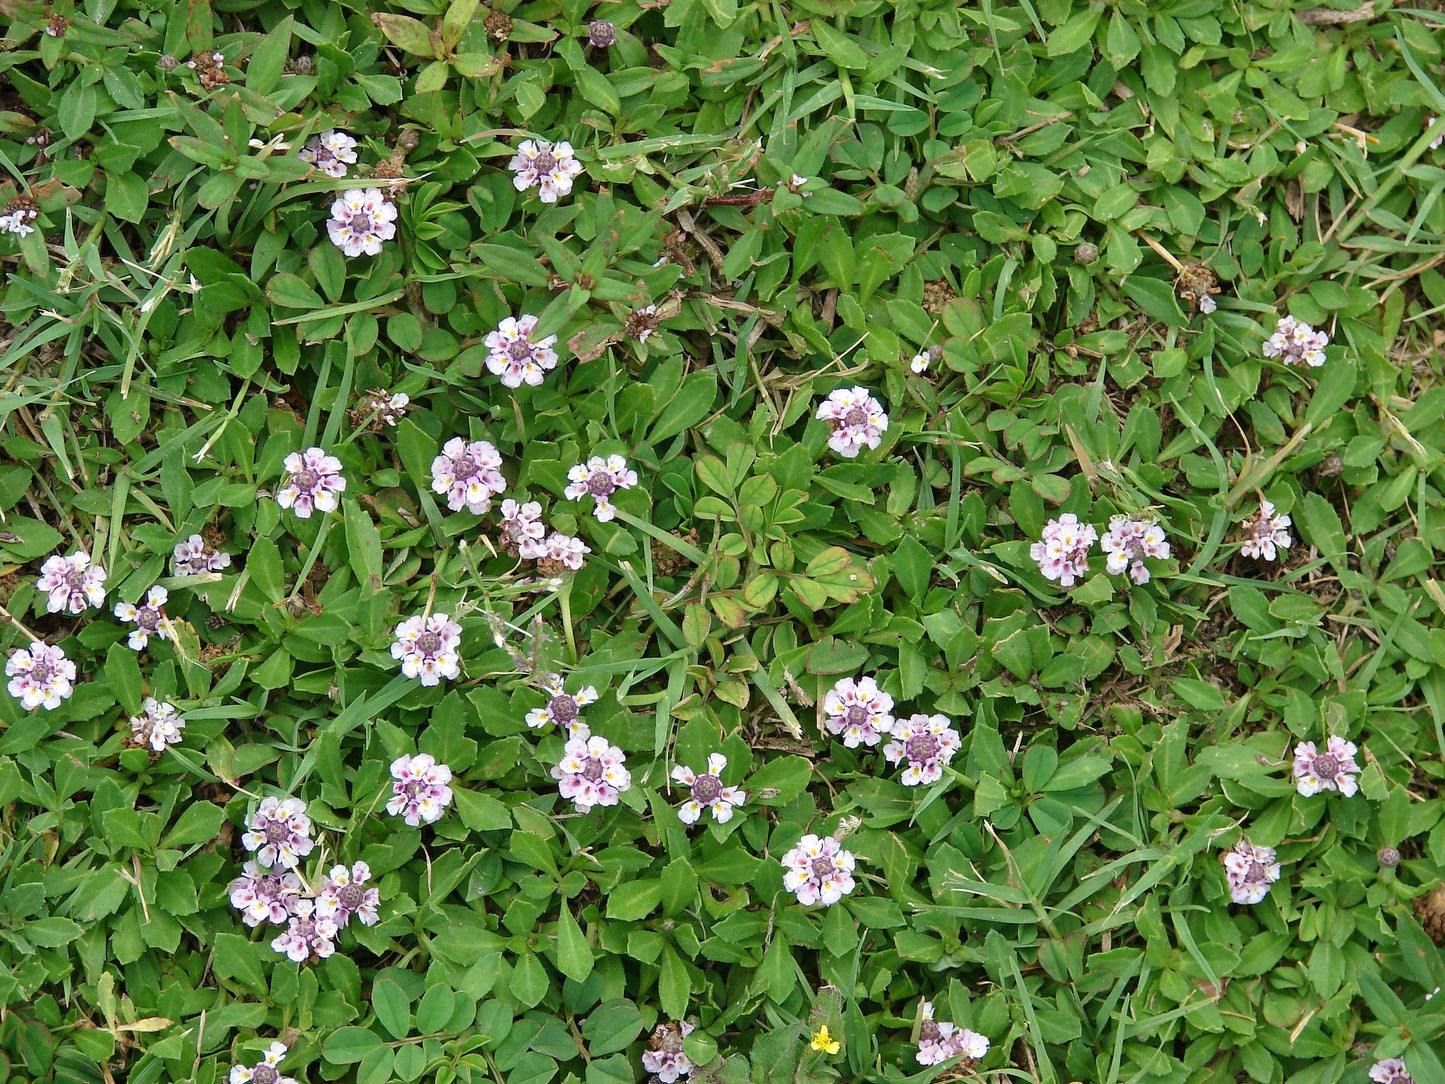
[2,0,1445,1081]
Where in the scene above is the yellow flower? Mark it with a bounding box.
[810,1025,840,1054]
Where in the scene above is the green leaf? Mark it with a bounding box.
[892,535,932,598]
[415,985,457,1035]
[556,905,593,983]
[372,12,440,57]
[103,643,144,716]
[213,933,269,995]
[660,946,690,1019]
[650,372,718,443]
[162,800,224,849]
[323,1027,387,1066]
[373,978,412,1040]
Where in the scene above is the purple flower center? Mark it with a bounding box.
[844,406,868,427]
[403,779,425,799]
[414,631,442,656]
[548,693,579,722]
[293,918,315,940]
[451,453,480,480]
[255,875,281,899]
[1312,754,1339,779]
[811,856,836,881]
[345,209,376,234]
[843,704,868,728]
[507,338,533,361]
[252,1066,280,1084]
[906,733,941,763]
[1244,860,1271,884]
[65,566,87,587]
[137,608,160,630]
[30,661,52,684]
[581,757,605,783]
[587,473,617,497]
[920,1021,941,1044]
[339,882,366,909]
[532,150,557,173]
[691,774,722,805]
[265,820,290,844]
[291,468,318,491]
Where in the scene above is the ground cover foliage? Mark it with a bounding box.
[2,0,1445,1080]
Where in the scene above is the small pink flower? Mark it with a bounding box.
[822,676,894,748]
[1030,513,1097,587]
[815,387,887,458]
[671,753,746,825]
[316,861,381,927]
[641,1022,695,1082]
[780,834,856,907]
[484,314,560,388]
[882,713,960,786]
[114,585,176,651]
[240,796,314,870]
[129,698,185,752]
[915,1001,990,1066]
[526,681,599,736]
[501,499,547,556]
[229,860,304,927]
[1261,315,1329,367]
[552,728,631,812]
[229,1041,298,1084]
[539,531,590,571]
[276,447,346,518]
[173,534,232,575]
[326,187,397,257]
[1099,516,1170,585]
[508,139,585,203]
[5,641,76,710]
[387,753,454,826]
[36,551,107,614]
[270,898,339,963]
[1292,736,1361,797]
[390,613,463,686]
[1240,500,1292,561]
[1222,838,1281,905]
[431,437,506,514]
[564,455,638,522]
[298,129,358,178]
[1370,1058,1415,1084]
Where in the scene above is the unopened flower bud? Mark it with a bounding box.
[158,53,179,72]
[588,19,616,47]
[1378,846,1400,869]
[1074,242,1099,265]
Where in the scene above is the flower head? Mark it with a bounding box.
[484,314,560,388]
[508,139,585,202]
[671,753,746,825]
[780,834,856,907]
[883,714,961,786]
[537,531,590,573]
[240,796,314,870]
[564,455,638,522]
[1239,500,1292,561]
[326,187,398,257]
[500,499,547,557]
[387,753,454,826]
[909,351,930,374]
[229,1042,298,1084]
[316,861,381,927]
[36,552,107,614]
[552,729,631,812]
[5,641,76,710]
[1222,838,1281,905]
[390,613,463,686]
[431,437,506,515]
[114,586,176,651]
[915,1001,989,1066]
[356,387,410,429]
[822,676,895,748]
[229,860,304,928]
[1030,513,1097,587]
[270,897,339,963]
[815,387,887,458]
[1099,516,1171,585]
[276,447,346,518]
[173,534,232,575]
[298,129,359,178]
[1293,736,1361,797]
[810,1026,840,1055]
[526,680,599,736]
[1261,315,1329,368]
[641,1022,695,1083]
[1371,1058,1415,1084]
[129,698,185,752]
[0,200,38,238]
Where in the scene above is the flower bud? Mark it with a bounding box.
[1378,846,1400,869]
[1073,242,1099,265]
[587,19,616,47]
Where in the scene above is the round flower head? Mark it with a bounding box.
[276,447,346,518]
[883,713,961,786]
[0,207,38,238]
[508,139,585,203]
[173,534,232,575]
[240,796,314,870]
[1292,736,1361,797]
[298,129,359,178]
[484,314,560,388]
[390,613,463,686]
[270,897,339,963]
[230,1042,298,1084]
[228,860,304,928]
[537,531,590,573]
[129,698,185,752]
[815,387,887,458]
[326,187,398,257]
[1240,500,1292,562]
[387,752,454,826]
[1371,1058,1415,1084]
[316,861,381,927]
[1222,838,1281,905]
[1261,315,1329,368]
[552,729,631,812]
[822,676,895,748]
[564,455,638,522]
[915,1001,991,1066]
[114,585,176,651]
[671,753,747,825]
[1099,516,1171,585]
[6,641,76,710]
[642,1021,695,1082]
[500,499,547,557]
[780,834,856,907]
[36,551,107,614]
[526,680,599,736]
[431,437,507,514]
[1030,513,1097,587]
